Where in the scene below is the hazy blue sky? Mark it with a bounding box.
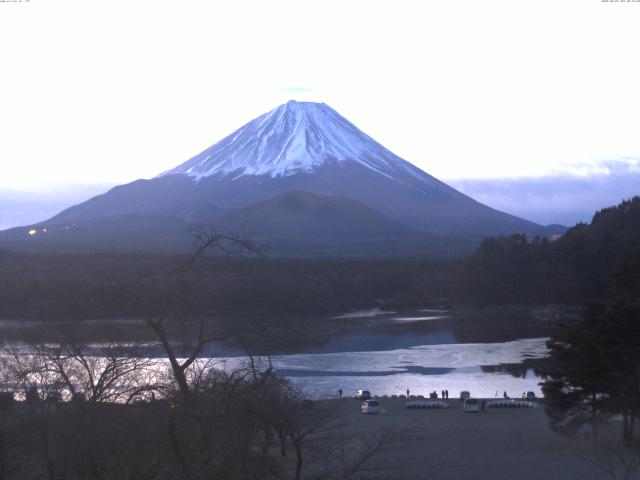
[449,158,640,225]
[1,1,639,232]
[1,0,639,191]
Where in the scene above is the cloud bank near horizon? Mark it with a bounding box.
[1,159,637,231]
[447,159,640,226]
[0,185,112,231]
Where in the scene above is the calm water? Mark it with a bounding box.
[221,308,551,399]
[266,337,547,399]
[1,307,552,400]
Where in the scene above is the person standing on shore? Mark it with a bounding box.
[338,388,342,398]
[445,389,449,399]
[406,389,410,397]
[441,389,445,399]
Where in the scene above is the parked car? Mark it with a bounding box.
[361,399,380,414]
[459,391,471,401]
[522,391,536,400]
[355,390,372,401]
[463,398,481,413]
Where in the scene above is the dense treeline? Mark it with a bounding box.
[0,251,458,321]
[1,196,639,324]
[457,196,640,304]
[539,241,640,457]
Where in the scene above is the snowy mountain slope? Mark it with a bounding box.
[0,101,563,256]
[159,100,451,194]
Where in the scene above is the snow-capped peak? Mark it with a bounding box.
[158,100,427,181]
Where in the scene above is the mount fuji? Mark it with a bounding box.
[159,100,442,183]
[0,101,562,256]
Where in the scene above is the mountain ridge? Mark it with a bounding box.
[0,100,564,256]
[159,100,440,186]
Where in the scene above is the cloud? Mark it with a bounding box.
[447,160,640,226]
[550,157,640,177]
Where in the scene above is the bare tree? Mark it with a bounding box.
[336,424,413,480]
[111,226,272,480]
[35,340,161,404]
[283,397,338,480]
[116,225,265,403]
[1,347,64,404]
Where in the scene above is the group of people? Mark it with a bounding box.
[337,387,451,398]
[427,389,449,399]
[410,389,449,399]
[339,387,522,400]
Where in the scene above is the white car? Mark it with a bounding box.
[361,399,380,414]
[463,398,481,413]
[459,391,471,401]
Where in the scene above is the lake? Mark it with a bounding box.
[0,306,555,400]
[219,306,553,399]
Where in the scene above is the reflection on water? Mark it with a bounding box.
[259,307,553,398]
[331,308,394,319]
[232,337,549,399]
[391,315,450,323]
[300,330,457,354]
[0,306,554,399]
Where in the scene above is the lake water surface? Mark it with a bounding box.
[225,307,551,399]
[0,307,552,400]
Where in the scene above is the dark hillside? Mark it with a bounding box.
[457,196,640,304]
[0,252,458,321]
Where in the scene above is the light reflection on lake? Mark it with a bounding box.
[235,305,553,399]
[0,306,553,400]
[233,337,549,399]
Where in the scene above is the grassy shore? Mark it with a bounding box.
[321,397,603,480]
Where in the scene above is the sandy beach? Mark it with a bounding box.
[323,397,603,480]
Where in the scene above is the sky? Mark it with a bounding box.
[1,0,639,225]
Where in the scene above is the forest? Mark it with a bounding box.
[0,251,458,322]
[457,196,640,305]
[1,197,638,325]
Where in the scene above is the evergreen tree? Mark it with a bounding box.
[540,262,640,444]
